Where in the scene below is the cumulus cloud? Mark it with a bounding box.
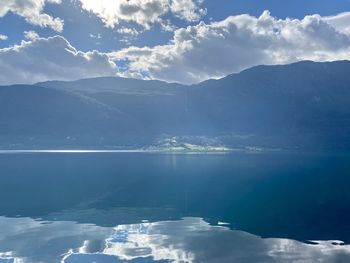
[2,10,350,86]
[170,0,207,22]
[0,36,118,85]
[0,34,8,41]
[78,0,205,30]
[0,0,64,32]
[324,12,350,34]
[110,11,350,84]
[24,30,40,40]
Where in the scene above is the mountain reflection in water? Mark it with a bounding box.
[0,152,350,262]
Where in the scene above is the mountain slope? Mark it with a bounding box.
[2,60,350,149]
[191,61,350,131]
[38,77,190,134]
[187,61,350,148]
[0,85,140,148]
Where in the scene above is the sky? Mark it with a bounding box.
[0,0,350,85]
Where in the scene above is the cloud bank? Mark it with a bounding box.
[0,36,118,85]
[0,0,64,32]
[111,11,350,84]
[1,11,350,85]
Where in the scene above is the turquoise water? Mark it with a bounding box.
[0,152,350,262]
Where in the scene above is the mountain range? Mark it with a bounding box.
[1,60,350,150]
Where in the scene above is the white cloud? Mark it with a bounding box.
[89,33,102,39]
[0,0,64,32]
[24,30,40,40]
[117,27,141,36]
[170,0,207,22]
[116,27,141,45]
[0,35,118,85]
[77,0,205,30]
[324,12,350,34]
[110,11,350,84]
[0,34,8,41]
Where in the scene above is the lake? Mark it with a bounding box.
[0,152,350,262]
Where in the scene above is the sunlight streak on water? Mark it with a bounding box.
[0,149,232,155]
[0,150,144,154]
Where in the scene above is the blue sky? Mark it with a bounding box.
[0,0,350,84]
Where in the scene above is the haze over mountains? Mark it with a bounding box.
[1,60,350,150]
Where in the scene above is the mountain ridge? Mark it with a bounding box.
[34,60,350,88]
[1,60,350,150]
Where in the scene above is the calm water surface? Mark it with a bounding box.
[0,152,350,262]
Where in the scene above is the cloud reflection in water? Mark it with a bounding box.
[0,215,350,263]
